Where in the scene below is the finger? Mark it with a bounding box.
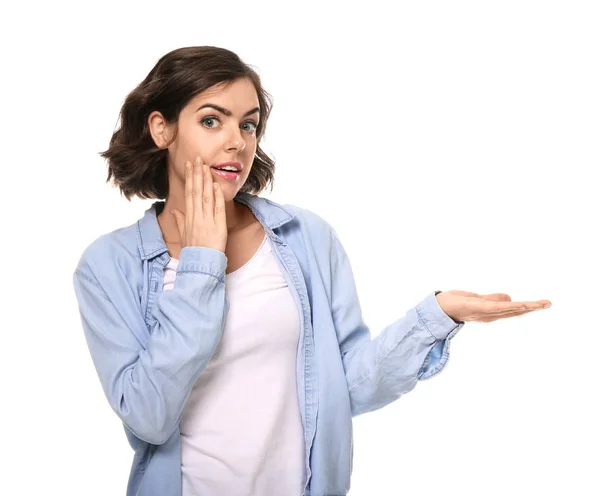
[478,308,533,323]
[184,160,194,235]
[481,293,512,301]
[448,291,480,297]
[213,182,226,225]
[479,304,548,322]
[202,161,214,218]
[193,156,205,219]
[483,299,549,314]
[452,291,512,301]
[171,208,185,242]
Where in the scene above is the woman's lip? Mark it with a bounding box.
[211,168,240,181]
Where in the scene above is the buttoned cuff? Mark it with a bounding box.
[176,246,228,282]
[416,291,465,341]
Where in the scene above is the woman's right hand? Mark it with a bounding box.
[171,156,228,254]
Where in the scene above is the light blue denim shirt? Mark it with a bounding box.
[72,191,465,496]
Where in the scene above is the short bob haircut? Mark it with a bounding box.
[100,46,275,201]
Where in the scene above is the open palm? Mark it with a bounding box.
[436,290,552,323]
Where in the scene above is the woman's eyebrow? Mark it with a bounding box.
[196,103,260,118]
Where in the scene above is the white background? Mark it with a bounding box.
[1,1,598,495]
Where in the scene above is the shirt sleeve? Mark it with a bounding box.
[328,228,465,417]
[72,246,228,445]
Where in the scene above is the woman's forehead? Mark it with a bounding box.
[190,78,259,108]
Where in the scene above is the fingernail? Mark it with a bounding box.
[544,303,551,309]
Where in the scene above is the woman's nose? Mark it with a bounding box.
[225,129,246,153]
[228,139,245,152]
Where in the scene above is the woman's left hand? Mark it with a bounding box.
[436,290,552,323]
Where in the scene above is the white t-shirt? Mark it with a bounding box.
[162,234,305,496]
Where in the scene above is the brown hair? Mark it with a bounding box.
[100,46,275,201]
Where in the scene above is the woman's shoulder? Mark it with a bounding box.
[283,202,346,247]
[73,221,146,320]
[242,192,335,238]
[74,219,142,280]
[266,200,341,263]
[271,199,334,234]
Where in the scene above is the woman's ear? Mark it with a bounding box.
[147,110,173,149]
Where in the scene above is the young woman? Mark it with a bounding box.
[72,46,552,496]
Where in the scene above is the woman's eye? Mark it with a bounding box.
[201,117,221,128]
[242,121,258,134]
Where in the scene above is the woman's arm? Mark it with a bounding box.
[328,228,464,417]
[73,245,227,445]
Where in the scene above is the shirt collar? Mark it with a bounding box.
[135,191,296,261]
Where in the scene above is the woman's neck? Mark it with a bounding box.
[157,197,249,245]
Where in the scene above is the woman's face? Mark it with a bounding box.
[157,77,260,202]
